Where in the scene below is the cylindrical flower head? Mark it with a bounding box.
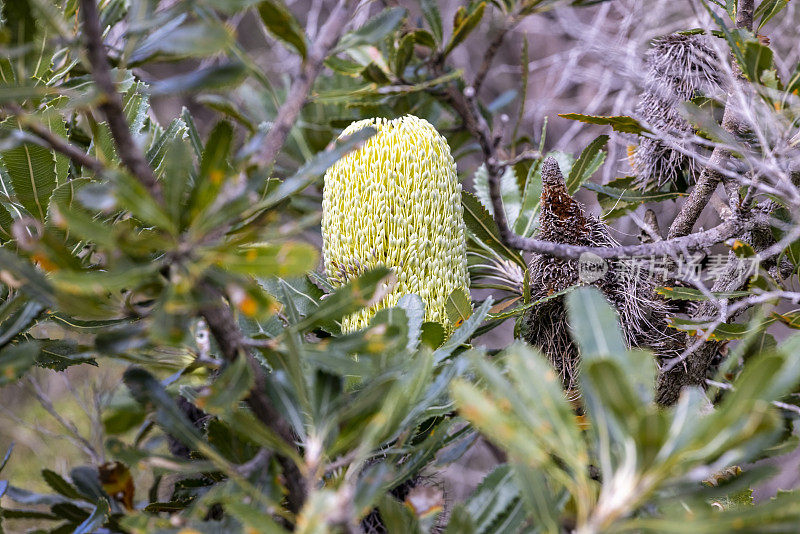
[322,115,469,333]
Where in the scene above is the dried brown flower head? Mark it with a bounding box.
[520,157,681,393]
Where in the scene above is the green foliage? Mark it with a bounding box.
[0,0,799,532]
[558,113,650,134]
[453,288,800,532]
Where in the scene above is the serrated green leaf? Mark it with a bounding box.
[411,29,437,48]
[36,339,97,371]
[161,136,193,228]
[445,287,472,326]
[398,293,425,352]
[0,340,40,386]
[558,113,650,134]
[0,199,13,239]
[1,121,57,221]
[394,32,416,75]
[243,127,376,218]
[360,62,391,85]
[567,134,607,195]
[147,117,187,170]
[189,119,233,221]
[324,55,365,76]
[433,297,492,363]
[41,469,87,501]
[655,286,751,301]
[114,171,176,233]
[465,465,520,534]
[701,4,748,76]
[512,462,560,533]
[0,298,44,348]
[666,315,774,340]
[123,82,150,136]
[488,286,572,321]
[293,267,394,332]
[513,159,542,237]
[583,182,685,203]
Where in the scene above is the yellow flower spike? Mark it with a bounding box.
[322,115,469,333]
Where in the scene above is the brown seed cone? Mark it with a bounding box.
[520,157,682,392]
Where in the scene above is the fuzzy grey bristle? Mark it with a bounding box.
[540,156,564,187]
[633,33,721,189]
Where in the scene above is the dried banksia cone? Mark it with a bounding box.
[322,116,469,333]
[520,158,679,393]
[633,33,720,189]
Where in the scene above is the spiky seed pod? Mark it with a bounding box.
[520,158,681,393]
[633,33,721,189]
[322,115,469,332]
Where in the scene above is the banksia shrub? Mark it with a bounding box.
[322,116,469,332]
[633,33,720,189]
[520,158,679,393]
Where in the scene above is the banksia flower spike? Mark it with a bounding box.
[520,158,680,393]
[633,33,721,189]
[322,116,469,333]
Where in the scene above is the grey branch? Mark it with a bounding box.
[198,281,307,512]
[437,78,745,260]
[254,0,353,168]
[79,0,162,201]
[3,104,105,174]
[473,11,521,94]
[79,0,309,513]
[667,103,745,239]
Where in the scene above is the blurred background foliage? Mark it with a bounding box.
[0,0,799,532]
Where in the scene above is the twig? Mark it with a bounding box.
[80,0,311,513]
[499,149,542,166]
[438,78,746,259]
[79,0,161,201]
[254,0,353,167]
[28,376,101,463]
[237,448,272,477]
[666,104,745,239]
[639,209,662,244]
[706,379,800,415]
[2,104,105,174]
[430,38,748,260]
[197,281,307,513]
[473,12,521,94]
